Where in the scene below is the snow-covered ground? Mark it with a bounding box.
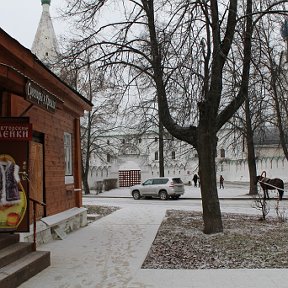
[19,182,288,288]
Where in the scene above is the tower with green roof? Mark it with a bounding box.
[41,0,51,5]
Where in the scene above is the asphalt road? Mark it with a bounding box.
[83,195,288,218]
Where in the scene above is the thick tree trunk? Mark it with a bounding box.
[144,0,224,234]
[81,152,90,195]
[246,140,258,195]
[198,120,223,234]
[245,98,258,195]
[82,173,90,195]
[159,121,164,177]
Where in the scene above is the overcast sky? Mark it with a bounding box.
[0,0,65,49]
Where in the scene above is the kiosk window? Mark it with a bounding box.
[64,132,72,175]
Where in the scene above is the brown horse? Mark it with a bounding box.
[256,175,284,200]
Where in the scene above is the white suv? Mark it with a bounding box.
[131,177,185,200]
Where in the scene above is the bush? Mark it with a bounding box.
[103,178,118,191]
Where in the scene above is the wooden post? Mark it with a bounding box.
[74,118,82,207]
[33,201,37,251]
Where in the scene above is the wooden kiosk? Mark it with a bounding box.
[0,28,92,232]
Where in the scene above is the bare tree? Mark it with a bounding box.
[264,44,288,161]
[250,7,288,162]
[252,192,270,220]
[223,19,260,196]
[80,73,126,194]
[219,0,288,195]
[57,44,124,194]
[61,0,287,234]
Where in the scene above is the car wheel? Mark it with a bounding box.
[159,191,168,200]
[132,190,141,200]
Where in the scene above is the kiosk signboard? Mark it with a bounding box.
[25,81,57,113]
[0,117,31,232]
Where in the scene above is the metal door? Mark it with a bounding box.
[119,170,141,187]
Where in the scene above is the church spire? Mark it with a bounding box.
[31,0,59,67]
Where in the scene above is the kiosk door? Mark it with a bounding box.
[29,141,45,220]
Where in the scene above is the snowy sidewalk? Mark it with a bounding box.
[19,182,288,288]
[19,206,288,288]
[19,206,166,288]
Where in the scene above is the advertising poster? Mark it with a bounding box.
[0,117,31,232]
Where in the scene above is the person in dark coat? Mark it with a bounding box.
[193,174,199,187]
[220,175,224,189]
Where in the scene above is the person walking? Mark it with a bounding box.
[193,174,199,187]
[219,175,224,189]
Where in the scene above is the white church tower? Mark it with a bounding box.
[31,0,59,66]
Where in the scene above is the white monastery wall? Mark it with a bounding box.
[88,130,288,189]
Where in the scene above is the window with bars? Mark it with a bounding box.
[220,148,225,158]
[155,151,158,160]
[172,151,176,159]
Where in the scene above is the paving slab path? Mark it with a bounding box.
[19,193,288,288]
[19,206,165,288]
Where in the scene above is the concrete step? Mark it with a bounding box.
[0,250,50,288]
[0,234,19,249]
[0,242,33,269]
